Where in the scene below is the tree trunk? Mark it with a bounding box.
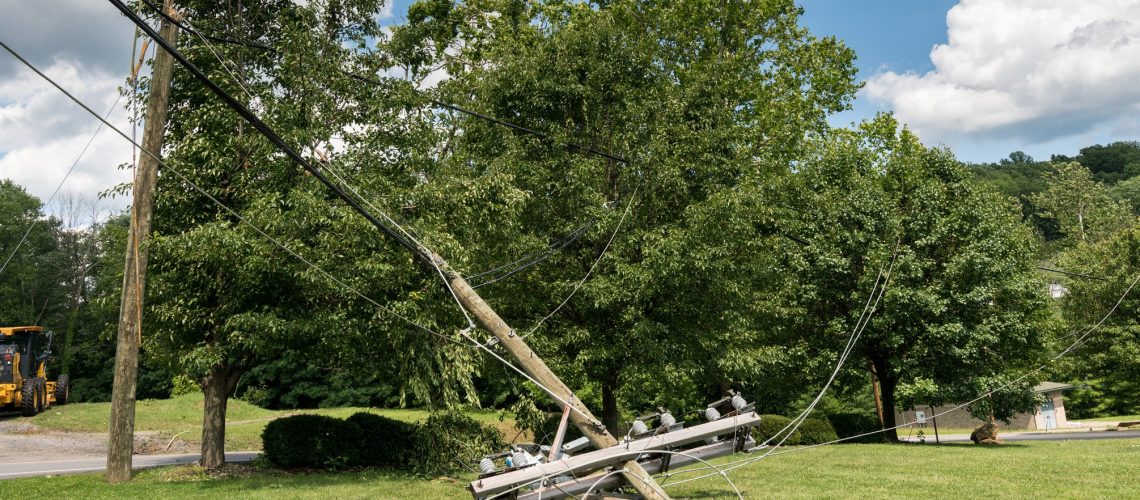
[601,377,620,436]
[200,362,244,468]
[878,374,900,442]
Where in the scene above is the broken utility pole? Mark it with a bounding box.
[112,2,669,495]
[106,0,178,483]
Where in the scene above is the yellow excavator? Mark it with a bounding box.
[0,326,68,416]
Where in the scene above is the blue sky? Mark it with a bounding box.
[797,0,1140,164]
[798,0,957,132]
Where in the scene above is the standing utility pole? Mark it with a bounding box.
[106,0,178,483]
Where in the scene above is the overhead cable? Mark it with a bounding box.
[134,0,629,165]
[0,36,602,427]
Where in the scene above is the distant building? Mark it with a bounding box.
[894,382,1074,431]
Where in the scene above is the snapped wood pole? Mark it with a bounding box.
[436,252,671,500]
[106,0,178,483]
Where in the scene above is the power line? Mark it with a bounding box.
[663,270,1140,488]
[466,215,600,289]
[110,0,421,256]
[0,35,606,427]
[519,187,639,341]
[133,0,629,165]
[1036,266,1107,281]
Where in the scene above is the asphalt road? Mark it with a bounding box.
[905,429,1140,443]
[0,452,260,480]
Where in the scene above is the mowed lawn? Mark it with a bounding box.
[5,438,1139,498]
[25,393,514,451]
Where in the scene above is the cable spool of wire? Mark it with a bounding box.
[630,419,649,435]
[705,407,721,422]
[659,412,676,428]
[479,457,497,474]
[731,393,748,411]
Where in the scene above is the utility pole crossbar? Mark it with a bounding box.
[469,412,761,498]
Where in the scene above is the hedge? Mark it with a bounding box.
[262,414,362,469]
[347,412,418,468]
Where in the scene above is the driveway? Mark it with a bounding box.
[902,429,1140,443]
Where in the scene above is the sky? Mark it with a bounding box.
[1,0,1139,217]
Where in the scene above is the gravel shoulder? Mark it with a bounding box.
[0,416,193,462]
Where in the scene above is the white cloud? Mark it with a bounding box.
[0,59,135,216]
[864,0,1140,146]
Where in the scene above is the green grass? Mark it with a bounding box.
[27,394,514,451]
[1079,414,1140,422]
[5,438,1139,498]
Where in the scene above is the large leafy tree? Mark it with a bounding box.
[0,180,65,326]
[1057,224,1140,417]
[784,115,1057,440]
[393,0,859,430]
[144,0,476,467]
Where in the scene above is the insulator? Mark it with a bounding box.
[705,436,720,445]
[705,407,721,422]
[631,419,649,435]
[512,451,529,468]
[659,412,676,428]
[731,393,748,411]
[479,458,497,474]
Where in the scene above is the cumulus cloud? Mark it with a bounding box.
[864,0,1140,145]
[0,1,143,216]
[0,58,135,216]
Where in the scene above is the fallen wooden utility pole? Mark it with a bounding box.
[106,0,178,483]
[470,412,761,498]
[438,250,671,500]
[112,3,669,496]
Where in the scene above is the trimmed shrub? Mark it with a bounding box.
[348,412,418,468]
[262,414,362,469]
[826,412,885,443]
[409,412,505,476]
[753,414,801,445]
[796,417,839,445]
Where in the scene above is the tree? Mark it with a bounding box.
[144,0,476,467]
[1075,141,1140,184]
[785,115,1057,440]
[407,0,859,431]
[1057,224,1140,417]
[1030,162,1131,244]
[0,180,65,326]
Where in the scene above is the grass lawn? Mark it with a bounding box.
[1079,414,1140,423]
[4,438,1138,498]
[26,394,515,451]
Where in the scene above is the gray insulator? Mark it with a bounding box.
[512,451,529,468]
[631,419,649,435]
[705,407,721,422]
[731,393,748,411]
[479,457,497,474]
[659,412,676,428]
[705,436,720,445]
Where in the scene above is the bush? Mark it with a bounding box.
[826,412,885,443]
[796,417,839,445]
[409,412,505,476]
[262,414,362,469]
[752,415,838,446]
[753,415,801,445]
[348,412,418,468]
